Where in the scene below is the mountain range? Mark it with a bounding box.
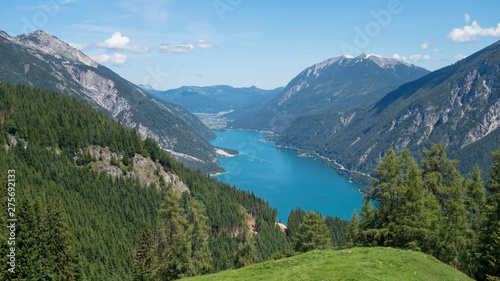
[229,54,430,132]
[146,85,282,114]
[276,40,500,179]
[0,30,221,173]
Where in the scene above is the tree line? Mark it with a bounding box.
[0,84,292,280]
[347,144,500,280]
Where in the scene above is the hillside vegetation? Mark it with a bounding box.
[185,247,472,281]
[0,84,290,280]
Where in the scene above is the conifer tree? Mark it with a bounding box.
[286,207,306,240]
[462,165,486,275]
[480,150,500,279]
[17,198,51,279]
[234,217,258,268]
[184,197,212,276]
[294,212,331,252]
[133,226,153,281]
[346,210,360,248]
[394,149,440,252]
[44,198,76,280]
[421,144,469,267]
[152,191,192,280]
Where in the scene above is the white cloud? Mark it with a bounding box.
[94,53,128,66]
[408,54,430,62]
[448,16,500,43]
[158,40,215,53]
[158,43,195,53]
[195,40,214,49]
[420,42,440,53]
[97,32,149,53]
[420,43,430,50]
[393,53,430,63]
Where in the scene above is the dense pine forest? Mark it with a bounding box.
[1,83,498,280]
[0,84,348,280]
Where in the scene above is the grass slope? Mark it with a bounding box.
[186,247,472,281]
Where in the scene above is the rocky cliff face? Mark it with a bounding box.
[230,54,429,132]
[0,30,221,173]
[277,40,500,178]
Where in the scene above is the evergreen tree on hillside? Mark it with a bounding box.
[294,212,331,252]
[286,207,307,240]
[133,226,153,281]
[462,165,486,276]
[184,197,212,276]
[393,149,440,253]
[364,149,402,246]
[16,198,50,279]
[421,144,469,267]
[480,150,500,279]
[152,191,192,280]
[234,218,258,268]
[324,215,349,249]
[44,198,76,281]
[346,210,360,248]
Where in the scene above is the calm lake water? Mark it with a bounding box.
[210,130,364,223]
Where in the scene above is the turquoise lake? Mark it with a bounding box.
[210,130,364,223]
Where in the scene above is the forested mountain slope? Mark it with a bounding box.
[277,40,500,178]
[0,84,290,280]
[0,30,219,173]
[230,54,429,132]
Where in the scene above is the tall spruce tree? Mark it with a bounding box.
[16,198,49,279]
[294,212,331,252]
[462,165,486,276]
[152,191,192,280]
[480,150,500,279]
[286,207,307,240]
[421,144,469,267]
[184,197,212,276]
[394,149,440,253]
[133,226,153,281]
[44,198,76,281]
[234,217,258,269]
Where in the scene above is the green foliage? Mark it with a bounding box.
[286,207,306,240]
[324,215,349,249]
[353,145,500,280]
[294,212,332,253]
[0,32,220,173]
[152,191,192,280]
[0,83,289,279]
[233,222,258,269]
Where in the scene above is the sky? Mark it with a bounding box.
[2,0,500,90]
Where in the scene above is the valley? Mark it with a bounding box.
[209,130,363,223]
[1,2,500,278]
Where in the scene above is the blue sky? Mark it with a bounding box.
[2,0,500,90]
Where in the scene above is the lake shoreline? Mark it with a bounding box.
[210,130,364,222]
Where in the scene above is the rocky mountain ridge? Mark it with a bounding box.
[229,54,429,132]
[276,40,500,179]
[0,30,221,173]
